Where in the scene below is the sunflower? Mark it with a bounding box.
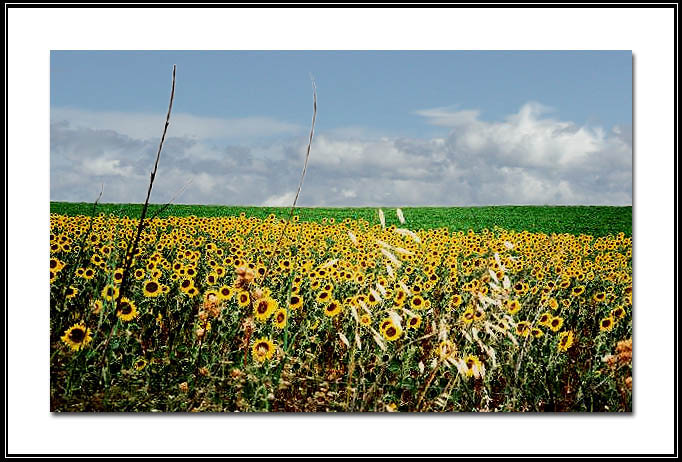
[406,314,422,330]
[179,278,194,294]
[113,268,124,285]
[252,337,276,363]
[460,307,475,325]
[323,300,343,317]
[505,299,521,315]
[116,298,138,322]
[515,321,531,337]
[599,316,615,332]
[557,330,575,352]
[83,268,95,280]
[531,328,544,339]
[61,323,92,351]
[538,312,553,327]
[473,308,485,322]
[450,294,463,308]
[50,257,64,271]
[218,285,234,301]
[367,291,381,307]
[410,295,426,310]
[547,298,559,310]
[549,316,564,332]
[134,268,145,280]
[134,357,148,371]
[100,284,118,302]
[359,313,372,327]
[65,286,79,300]
[571,286,585,297]
[611,305,626,320]
[393,289,407,306]
[316,291,331,304]
[382,322,402,341]
[237,291,250,307]
[254,297,276,321]
[592,292,606,303]
[273,308,287,329]
[142,280,162,298]
[289,294,303,310]
[205,273,218,286]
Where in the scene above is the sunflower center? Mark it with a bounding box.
[69,328,85,342]
[385,327,397,337]
[146,282,159,292]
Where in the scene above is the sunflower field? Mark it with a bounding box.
[50,210,632,412]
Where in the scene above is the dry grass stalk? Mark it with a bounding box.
[396,208,405,224]
[378,209,385,228]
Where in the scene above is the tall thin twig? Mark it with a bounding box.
[101,65,176,356]
[262,78,317,280]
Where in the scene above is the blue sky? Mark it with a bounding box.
[50,50,632,206]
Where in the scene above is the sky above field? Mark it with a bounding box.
[50,50,632,207]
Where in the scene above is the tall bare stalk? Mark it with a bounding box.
[262,78,317,280]
[101,64,176,356]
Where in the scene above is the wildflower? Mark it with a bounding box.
[142,280,162,297]
[273,308,287,329]
[61,323,92,351]
[557,331,575,352]
[599,316,615,332]
[252,337,276,363]
[116,298,138,322]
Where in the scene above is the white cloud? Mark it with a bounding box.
[51,107,303,142]
[81,157,135,177]
[50,103,632,207]
[263,192,296,207]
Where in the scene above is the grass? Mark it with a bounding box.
[50,202,632,237]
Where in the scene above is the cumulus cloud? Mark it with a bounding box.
[50,103,632,207]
